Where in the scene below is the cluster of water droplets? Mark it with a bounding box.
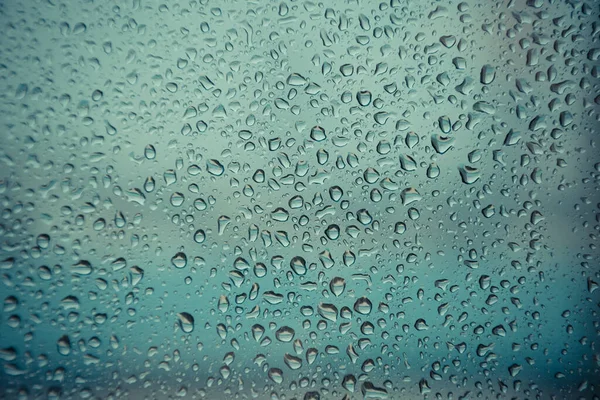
[0,0,599,399]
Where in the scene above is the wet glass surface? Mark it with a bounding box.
[0,0,599,399]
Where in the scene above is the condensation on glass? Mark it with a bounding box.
[0,0,599,399]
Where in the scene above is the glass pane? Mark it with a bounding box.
[0,0,598,399]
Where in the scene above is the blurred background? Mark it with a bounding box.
[0,0,599,398]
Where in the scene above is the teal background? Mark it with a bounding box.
[0,0,599,399]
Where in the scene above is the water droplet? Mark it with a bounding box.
[177,312,195,333]
[171,252,188,269]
